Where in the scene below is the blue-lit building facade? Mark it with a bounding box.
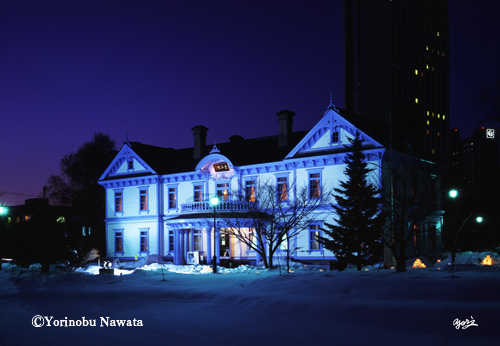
[99,104,443,266]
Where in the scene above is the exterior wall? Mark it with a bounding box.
[101,148,387,263]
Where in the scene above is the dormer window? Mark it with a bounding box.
[332,131,339,143]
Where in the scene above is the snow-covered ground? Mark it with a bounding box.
[0,258,499,346]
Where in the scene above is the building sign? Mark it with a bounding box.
[213,162,230,172]
[486,129,495,139]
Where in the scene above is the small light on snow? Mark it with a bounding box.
[256,271,260,274]
[288,270,294,273]
[390,266,395,270]
[481,255,494,266]
[437,259,441,263]
[319,269,324,272]
[365,269,369,271]
[412,259,426,268]
[304,265,307,267]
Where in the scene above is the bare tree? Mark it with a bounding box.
[381,154,443,272]
[217,178,330,269]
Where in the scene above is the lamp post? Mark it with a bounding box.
[210,196,219,273]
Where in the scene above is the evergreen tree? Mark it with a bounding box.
[318,131,383,271]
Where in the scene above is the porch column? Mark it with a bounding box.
[173,229,182,265]
[206,228,212,264]
[183,230,188,264]
[215,229,220,264]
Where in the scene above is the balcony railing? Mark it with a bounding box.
[180,200,256,213]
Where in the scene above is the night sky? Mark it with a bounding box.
[1,0,499,206]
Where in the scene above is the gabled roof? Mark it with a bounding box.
[285,106,385,159]
[99,104,390,181]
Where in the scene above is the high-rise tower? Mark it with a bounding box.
[345,0,449,162]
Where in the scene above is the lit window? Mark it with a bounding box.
[426,64,429,70]
[437,132,440,137]
[427,111,430,116]
[426,45,429,51]
[140,189,148,211]
[437,31,440,37]
[415,69,418,75]
[438,114,440,119]
[115,191,123,213]
[427,129,430,135]
[432,149,435,154]
[217,183,230,201]
[115,231,123,253]
[309,173,321,199]
[245,180,256,202]
[168,187,177,209]
[194,185,203,202]
[140,230,148,252]
[310,225,322,250]
[443,115,446,120]
[432,112,435,117]
[193,229,202,251]
[415,98,419,104]
[427,120,430,126]
[277,177,288,202]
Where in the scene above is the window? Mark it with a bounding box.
[309,172,321,199]
[332,131,339,143]
[140,189,148,211]
[128,159,134,170]
[217,182,230,201]
[248,228,255,245]
[168,230,175,252]
[140,229,148,252]
[168,187,177,209]
[277,177,288,201]
[193,229,202,251]
[310,225,321,250]
[194,184,203,202]
[245,180,256,202]
[115,191,123,212]
[115,231,123,253]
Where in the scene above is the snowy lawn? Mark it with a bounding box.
[0,263,498,346]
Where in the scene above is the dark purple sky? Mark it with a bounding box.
[1,0,499,206]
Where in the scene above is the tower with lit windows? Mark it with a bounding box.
[345,0,449,162]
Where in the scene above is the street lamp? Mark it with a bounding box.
[0,206,6,215]
[210,196,219,273]
[476,216,483,223]
[449,189,458,199]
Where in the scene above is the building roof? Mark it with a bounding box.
[126,130,309,175]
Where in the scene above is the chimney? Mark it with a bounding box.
[192,125,208,159]
[276,110,295,150]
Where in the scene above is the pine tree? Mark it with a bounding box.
[318,131,383,271]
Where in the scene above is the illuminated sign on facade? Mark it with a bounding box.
[213,162,230,172]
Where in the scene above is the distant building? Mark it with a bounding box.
[98,102,444,267]
[345,0,449,162]
[450,127,499,190]
[0,198,92,265]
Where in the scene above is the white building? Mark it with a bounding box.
[98,103,441,266]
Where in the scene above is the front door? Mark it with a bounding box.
[220,231,230,257]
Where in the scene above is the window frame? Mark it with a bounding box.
[114,189,124,214]
[308,170,322,199]
[309,224,322,251]
[139,228,149,254]
[216,181,230,201]
[114,230,124,254]
[193,184,203,202]
[168,185,178,210]
[244,179,256,202]
[139,187,149,212]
